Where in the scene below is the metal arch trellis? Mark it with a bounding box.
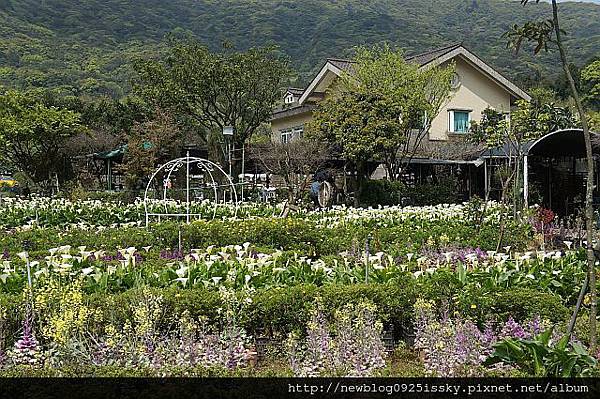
[143,153,238,226]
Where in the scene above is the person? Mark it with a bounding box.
[310,179,321,208]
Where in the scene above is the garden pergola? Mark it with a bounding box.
[481,128,600,215]
[93,145,126,191]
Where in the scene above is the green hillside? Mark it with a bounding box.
[0,0,599,98]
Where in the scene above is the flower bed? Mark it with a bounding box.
[0,198,597,376]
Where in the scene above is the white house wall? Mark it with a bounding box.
[270,112,313,142]
[429,57,512,141]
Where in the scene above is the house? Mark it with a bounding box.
[270,43,531,152]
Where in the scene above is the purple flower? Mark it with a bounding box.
[414,304,549,376]
[9,312,43,367]
[526,315,542,337]
[481,321,497,347]
[289,304,386,377]
[160,249,184,260]
[1,249,9,260]
[499,317,529,340]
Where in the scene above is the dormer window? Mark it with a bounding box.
[284,93,296,104]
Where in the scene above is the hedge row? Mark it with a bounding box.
[1,217,532,256]
[359,178,460,207]
[0,282,568,343]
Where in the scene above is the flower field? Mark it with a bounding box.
[0,198,598,377]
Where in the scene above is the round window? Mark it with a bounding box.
[451,73,461,89]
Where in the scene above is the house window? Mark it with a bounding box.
[292,126,304,139]
[280,129,293,143]
[281,125,304,144]
[448,110,471,133]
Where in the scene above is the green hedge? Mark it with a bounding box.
[359,178,460,207]
[0,216,532,256]
[243,279,417,337]
[417,270,570,325]
[0,282,569,345]
[0,283,416,341]
[484,288,570,323]
[88,282,417,338]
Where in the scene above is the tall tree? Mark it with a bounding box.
[251,138,329,206]
[133,39,289,177]
[121,109,184,191]
[506,0,596,351]
[0,89,83,184]
[308,45,454,204]
[581,59,600,111]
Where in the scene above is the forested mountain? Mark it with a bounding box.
[0,0,599,98]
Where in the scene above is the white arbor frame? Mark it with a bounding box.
[144,153,238,226]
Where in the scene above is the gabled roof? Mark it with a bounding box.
[311,43,463,75]
[285,87,304,96]
[326,58,355,73]
[297,43,530,105]
[418,44,531,101]
[297,58,351,104]
[406,42,463,66]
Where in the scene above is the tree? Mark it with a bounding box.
[121,109,184,191]
[66,96,152,173]
[506,0,597,351]
[251,138,330,207]
[581,59,600,110]
[0,89,83,184]
[308,45,454,204]
[133,39,289,178]
[589,112,600,133]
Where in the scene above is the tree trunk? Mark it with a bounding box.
[551,0,596,351]
[354,161,367,207]
[229,151,241,183]
[287,175,297,206]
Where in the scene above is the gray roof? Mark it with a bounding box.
[480,129,600,159]
[286,87,304,96]
[324,42,464,72]
[270,104,315,120]
[327,58,355,72]
[406,42,463,66]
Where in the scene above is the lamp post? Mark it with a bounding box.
[223,126,234,202]
[223,126,234,179]
[183,144,198,224]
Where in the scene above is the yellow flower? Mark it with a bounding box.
[470,304,477,309]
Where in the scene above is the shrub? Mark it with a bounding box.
[359,177,460,207]
[359,180,406,207]
[482,288,569,324]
